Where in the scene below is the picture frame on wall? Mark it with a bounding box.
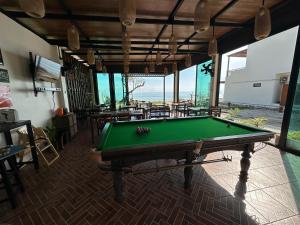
[0,49,3,66]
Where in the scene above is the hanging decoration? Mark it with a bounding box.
[208,26,218,57]
[95,58,103,72]
[122,31,131,53]
[172,62,177,73]
[67,25,80,51]
[87,48,95,65]
[149,54,155,73]
[18,0,45,18]
[169,24,177,55]
[163,66,168,75]
[194,0,210,33]
[185,42,192,68]
[254,0,271,40]
[144,65,149,74]
[119,0,136,26]
[156,42,162,65]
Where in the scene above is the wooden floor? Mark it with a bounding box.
[0,129,300,225]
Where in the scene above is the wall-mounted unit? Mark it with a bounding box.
[35,55,61,82]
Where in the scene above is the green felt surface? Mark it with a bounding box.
[100,117,260,151]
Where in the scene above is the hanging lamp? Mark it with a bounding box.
[172,55,177,73]
[194,0,210,33]
[144,65,149,74]
[119,0,136,26]
[149,54,155,73]
[67,25,80,51]
[18,0,45,18]
[156,42,162,65]
[163,66,168,75]
[185,42,192,68]
[96,58,103,72]
[87,48,95,65]
[124,63,130,74]
[169,24,177,55]
[254,0,271,40]
[122,31,131,53]
[208,26,218,57]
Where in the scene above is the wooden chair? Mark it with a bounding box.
[17,127,59,166]
[209,107,222,117]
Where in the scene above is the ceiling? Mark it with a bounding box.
[0,0,288,67]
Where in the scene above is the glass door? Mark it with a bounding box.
[195,60,212,108]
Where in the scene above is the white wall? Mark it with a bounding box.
[0,12,64,129]
[223,26,299,106]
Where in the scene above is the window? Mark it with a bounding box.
[114,73,126,109]
[165,73,174,104]
[195,60,212,108]
[97,73,111,106]
[179,66,196,102]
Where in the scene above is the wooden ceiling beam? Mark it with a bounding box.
[72,51,206,56]
[4,10,248,28]
[49,39,208,46]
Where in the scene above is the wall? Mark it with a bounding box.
[0,12,64,131]
[223,26,299,106]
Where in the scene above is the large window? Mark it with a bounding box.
[129,76,164,104]
[287,70,300,151]
[195,60,212,108]
[179,66,197,102]
[97,73,111,106]
[165,74,174,104]
[114,73,126,109]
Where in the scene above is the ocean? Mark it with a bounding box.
[131,91,194,102]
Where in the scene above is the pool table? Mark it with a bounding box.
[98,116,274,202]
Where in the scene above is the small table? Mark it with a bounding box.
[0,120,39,170]
[187,107,209,116]
[0,145,25,208]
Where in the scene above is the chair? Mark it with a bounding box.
[17,127,59,166]
[149,106,170,119]
[209,107,222,117]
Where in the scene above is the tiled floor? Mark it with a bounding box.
[0,129,300,225]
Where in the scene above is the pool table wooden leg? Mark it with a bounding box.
[239,143,254,182]
[184,151,193,189]
[113,170,124,203]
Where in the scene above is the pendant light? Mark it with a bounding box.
[96,58,103,72]
[18,0,45,18]
[149,54,155,73]
[169,24,177,55]
[185,42,192,68]
[194,0,210,33]
[163,66,168,75]
[254,0,271,40]
[144,65,149,74]
[156,42,162,65]
[208,26,218,57]
[87,48,95,65]
[124,63,129,74]
[172,55,177,73]
[122,31,131,53]
[119,0,136,26]
[67,25,80,51]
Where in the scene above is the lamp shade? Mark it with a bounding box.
[119,0,136,26]
[156,51,162,65]
[185,54,192,68]
[18,0,45,18]
[163,66,168,75]
[169,34,177,55]
[194,0,210,33]
[67,25,80,51]
[122,32,131,53]
[87,48,95,65]
[172,62,177,73]
[96,59,103,72]
[208,38,218,57]
[149,60,155,73]
[144,66,149,74]
[254,6,271,40]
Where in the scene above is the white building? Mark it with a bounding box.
[223,27,298,107]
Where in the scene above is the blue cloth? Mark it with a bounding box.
[0,145,25,161]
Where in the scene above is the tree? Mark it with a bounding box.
[127,77,145,99]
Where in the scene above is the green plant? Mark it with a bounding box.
[224,108,240,120]
[288,131,300,141]
[238,117,268,128]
